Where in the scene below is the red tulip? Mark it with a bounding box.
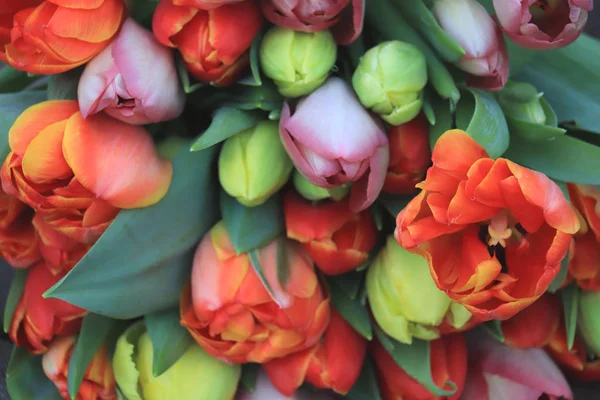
[493,0,593,50]
[0,188,40,269]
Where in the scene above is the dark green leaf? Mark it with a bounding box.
[47,68,82,100]
[548,249,570,293]
[6,347,62,400]
[245,33,263,87]
[0,90,47,159]
[374,327,457,397]
[240,363,261,393]
[503,134,600,184]
[68,314,119,399]
[4,267,28,333]
[190,107,262,151]
[428,97,453,150]
[221,191,284,254]
[328,278,372,340]
[45,145,219,319]
[378,193,411,218]
[275,237,291,287]
[347,356,383,400]
[190,83,283,113]
[0,67,41,93]
[422,92,436,125]
[455,88,509,159]
[176,55,205,94]
[333,270,366,300]
[248,249,278,301]
[562,284,579,350]
[482,320,505,342]
[145,308,194,377]
[371,204,385,232]
[129,0,160,28]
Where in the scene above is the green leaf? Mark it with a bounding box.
[47,68,82,100]
[220,191,284,254]
[0,90,47,159]
[377,193,411,218]
[328,278,372,340]
[333,270,365,300]
[0,67,41,93]
[365,0,460,104]
[190,107,262,151]
[548,248,570,293]
[422,92,436,126]
[129,0,160,28]
[45,145,219,319]
[248,249,278,301]
[347,356,383,400]
[4,267,28,333]
[145,308,194,377]
[374,327,457,397]
[68,314,119,399]
[6,346,62,400]
[428,97,453,149]
[455,88,509,159]
[240,363,260,393]
[176,55,205,94]
[243,33,263,87]
[190,83,283,113]
[562,284,579,351]
[390,0,466,62]
[482,320,505,342]
[503,134,600,184]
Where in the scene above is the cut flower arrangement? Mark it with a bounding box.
[0,0,599,399]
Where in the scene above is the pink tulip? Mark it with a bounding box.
[260,0,365,45]
[433,0,509,91]
[462,332,573,400]
[237,371,336,400]
[493,0,593,49]
[280,77,389,213]
[78,18,185,125]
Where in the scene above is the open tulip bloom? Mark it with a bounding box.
[0,0,600,399]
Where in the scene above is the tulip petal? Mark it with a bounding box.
[47,0,105,8]
[331,0,365,45]
[48,0,124,43]
[264,348,315,396]
[62,112,172,208]
[21,120,72,184]
[349,144,388,212]
[431,130,488,179]
[152,0,198,47]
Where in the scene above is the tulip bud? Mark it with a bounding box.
[352,41,427,126]
[219,121,293,207]
[578,290,600,357]
[238,371,337,400]
[366,236,472,344]
[497,82,547,125]
[433,0,509,91]
[260,27,337,98]
[113,322,241,400]
[292,170,350,201]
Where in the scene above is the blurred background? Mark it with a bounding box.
[0,6,599,400]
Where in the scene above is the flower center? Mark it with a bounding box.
[528,0,571,38]
[487,212,512,248]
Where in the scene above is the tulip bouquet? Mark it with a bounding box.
[0,0,599,399]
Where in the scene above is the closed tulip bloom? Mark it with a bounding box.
[180,221,330,364]
[260,0,365,45]
[219,121,293,207]
[9,263,86,354]
[43,336,116,400]
[113,322,241,400]
[0,0,125,74]
[173,0,246,9]
[260,27,337,98]
[152,0,263,85]
[501,293,561,348]
[238,371,337,400]
[433,0,509,91]
[280,78,389,212]
[284,190,377,275]
[493,0,592,50]
[367,236,472,344]
[264,310,367,396]
[396,130,579,321]
[462,332,572,399]
[566,184,600,290]
[0,189,40,269]
[78,18,185,125]
[1,100,173,272]
[372,334,467,400]
[383,114,431,195]
[353,41,428,125]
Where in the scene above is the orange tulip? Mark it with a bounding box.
[263,310,367,396]
[1,100,172,273]
[180,221,330,364]
[0,0,125,74]
[43,336,117,400]
[395,130,579,321]
[372,334,467,400]
[501,292,561,348]
[284,190,377,275]
[152,0,263,85]
[0,188,40,269]
[9,263,86,354]
[383,114,431,195]
[566,184,600,291]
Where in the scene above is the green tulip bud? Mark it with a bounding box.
[366,236,471,344]
[219,121,293,207]
[352,41,427,126]
[497,81,547,125]
[260,27,337,98]
[292,170,350,201]
[113,322,241,400]
[578,290,600,357]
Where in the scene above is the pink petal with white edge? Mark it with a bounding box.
[77,43,120,119]
[331,0,365,45]
[284,78,387,162]
[349,144,389,212]
[62,112,172,209]
[573,0,593,11]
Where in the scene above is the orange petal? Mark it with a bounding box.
[151,0,198,47]
[263,347,316,396]
[447,181,500,225]
[431,130,488,180]
[21,120,72,184]
[62,112,173,208]
[47,0,124,43]
[47,0,105,8]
